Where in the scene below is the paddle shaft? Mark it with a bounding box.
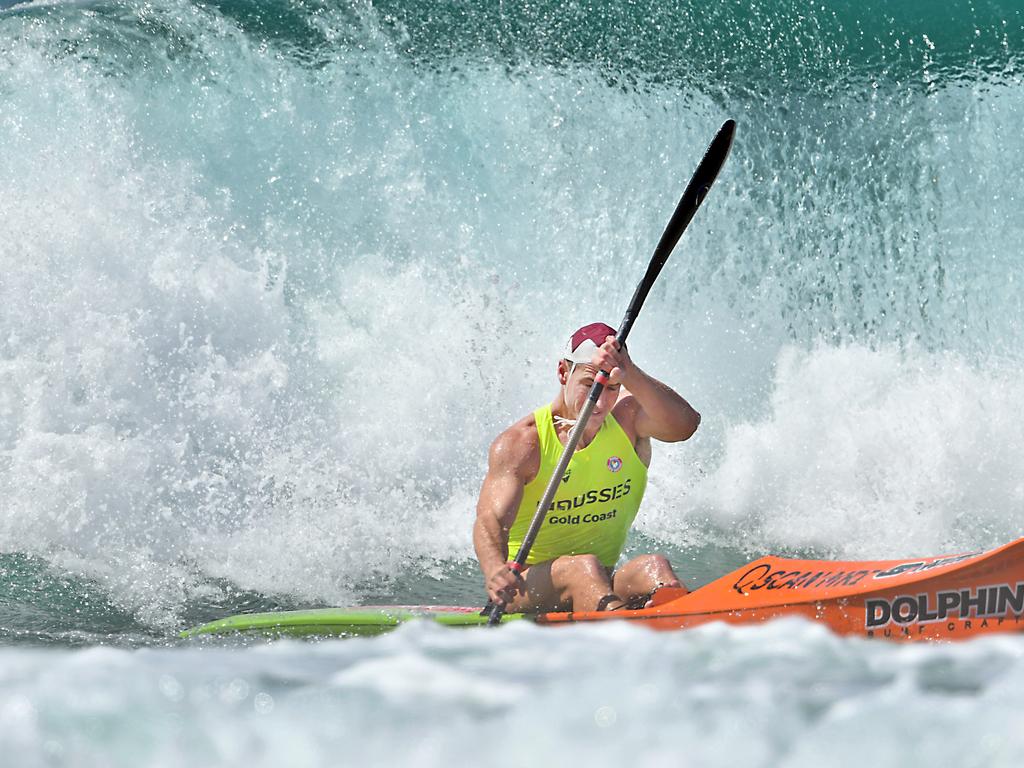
[485,119,736,626]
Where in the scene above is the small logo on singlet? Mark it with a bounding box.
[607,456,622,472]
[562,469,572,483]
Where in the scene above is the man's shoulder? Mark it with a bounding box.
[491,412,540,453]
[611,393,641,434]
[488,412,541,476]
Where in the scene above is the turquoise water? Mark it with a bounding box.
[2,0,1024,764]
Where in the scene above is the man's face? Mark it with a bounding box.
[560,361,620,423]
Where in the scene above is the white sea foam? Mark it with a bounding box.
[2,620,1024,766]
[694,344,1024,557]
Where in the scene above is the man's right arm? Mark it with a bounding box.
[473,424,538,604]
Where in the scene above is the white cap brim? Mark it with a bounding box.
[563,338,601,364]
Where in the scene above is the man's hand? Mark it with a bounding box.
[591,335,634,386]
[486,562,525,605]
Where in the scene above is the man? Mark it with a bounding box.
[473,322,701,613]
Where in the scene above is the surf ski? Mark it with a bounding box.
[182,537,1024,641]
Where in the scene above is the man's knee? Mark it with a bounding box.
[626,554,682,587]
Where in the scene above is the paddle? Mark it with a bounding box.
[484,119,737,626]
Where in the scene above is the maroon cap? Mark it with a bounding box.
[563,322,617,363]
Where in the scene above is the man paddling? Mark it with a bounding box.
[474,322,700,613]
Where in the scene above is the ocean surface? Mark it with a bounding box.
[2,0,1024,764]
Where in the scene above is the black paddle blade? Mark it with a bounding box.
[652,120,736,274]
[617,119,736,345]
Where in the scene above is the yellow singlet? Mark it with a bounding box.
[507,404,648,567]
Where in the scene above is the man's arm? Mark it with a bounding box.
[619,365,700,442]
[592,335,700,443]
[473,423,539,604]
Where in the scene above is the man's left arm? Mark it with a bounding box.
[595,336,700,443]
[620,365,700,442]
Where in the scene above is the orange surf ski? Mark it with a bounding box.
[541,538,1024,640]
[184,539,1024,641]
